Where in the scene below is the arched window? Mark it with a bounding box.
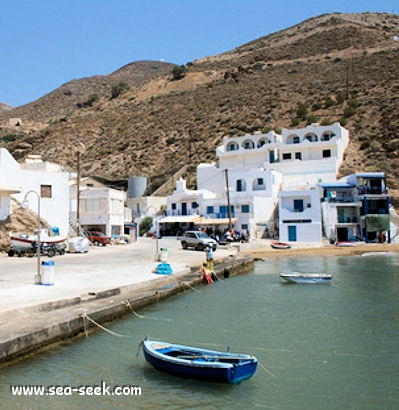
[236,179,247,192]
[242,139,255,149]
[321,131,336,141]
[227,142,239,151]
[304,133,318,142]
[257,138,270,148]
[286,134,300,144]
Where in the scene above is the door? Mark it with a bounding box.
[181,203,187,215]
[288,226,297,241]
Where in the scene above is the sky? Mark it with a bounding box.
[1,1,397,107]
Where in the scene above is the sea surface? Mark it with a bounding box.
[1,252,398,409]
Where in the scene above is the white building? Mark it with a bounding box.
[0,149,70,235]
[278,188,322,242]
[0,148,21,220]
[320,172,390,243]
[70,179,129,238]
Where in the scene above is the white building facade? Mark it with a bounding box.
[278,188,322,242]
[70,182,128,238]
[0,150,71,236]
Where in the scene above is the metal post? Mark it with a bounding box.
[76,150,81,235]
[224,169,232,231]
[146,206,159,260]
[22,190,41,284]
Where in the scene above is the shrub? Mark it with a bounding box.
[111,82,130,99]
[296,103,308,120]
[171,65,188,80]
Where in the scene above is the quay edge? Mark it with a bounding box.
[0,254,254,366]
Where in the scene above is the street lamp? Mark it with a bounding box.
[145,206,159,261]
[22,190,41,284]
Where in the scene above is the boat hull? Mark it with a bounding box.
[271,241,291,249]
[10,235,67,252]
[280,273,332,284]
[142,340,257,384]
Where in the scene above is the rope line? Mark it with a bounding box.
[258,361,276,378]
[82,312,126,338]
[182,282,202,293]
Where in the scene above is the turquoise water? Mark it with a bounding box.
[1,253,398,409]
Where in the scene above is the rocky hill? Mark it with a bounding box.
[0,12,398,198]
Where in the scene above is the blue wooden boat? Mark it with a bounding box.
[142,339,258,384]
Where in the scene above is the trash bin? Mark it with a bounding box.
[159,247,168,262]
[41,260,55,285]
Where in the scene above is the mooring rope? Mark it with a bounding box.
[124,300,173,322]
[258,360,276,378]
[81,312,126,338]
[182,281,201,293]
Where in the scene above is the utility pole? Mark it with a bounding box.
[76,150,81,235]
[224,169,232,231]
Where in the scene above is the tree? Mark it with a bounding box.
[139,217,153,236]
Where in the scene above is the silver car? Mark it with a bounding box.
[180,231,217,251]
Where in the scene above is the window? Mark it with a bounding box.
[206,206,214,214]
[323,149,331,158]
[321,132,335,141]
[295,152,302,160]
[40,184,52,198]
[171,203,177,210]
[241,204,250,213]
[219,205,234,217]
[294,199,304,212]
[227,142,239,151]
[305,133,318,142]
[236,179,246,192]
[282,153,292,160]
[293,136,300,144]
[242,140,254,149]
[253,178,266,191]
[191,202,199,209]
[257,138,269,148]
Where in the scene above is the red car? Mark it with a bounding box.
[86,231,112,246]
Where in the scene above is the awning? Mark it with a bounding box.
[158,215,201,224]
[194,217,238,225]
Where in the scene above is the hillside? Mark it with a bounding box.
[0,12,398,198]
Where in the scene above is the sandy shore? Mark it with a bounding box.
[241,242,399,259]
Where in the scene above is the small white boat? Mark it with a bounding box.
[270,241,291,249]
[280,273,332,284]
[335,241,357,247]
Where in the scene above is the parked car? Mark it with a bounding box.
[180,230,217,251]
[86,231,112,246]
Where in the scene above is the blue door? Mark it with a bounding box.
[181,203,187,215]
[288,226,297,241]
